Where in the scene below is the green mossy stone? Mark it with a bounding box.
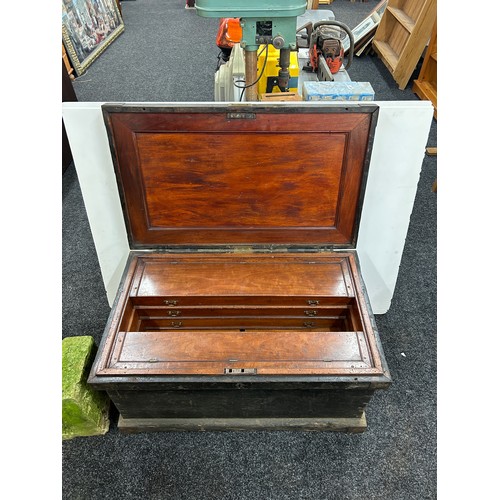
[62,336,110,440]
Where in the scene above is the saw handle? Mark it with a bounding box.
[296,21,313,41]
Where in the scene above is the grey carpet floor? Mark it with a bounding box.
[63,1,437,499]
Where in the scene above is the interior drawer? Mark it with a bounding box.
[134,305,354,318]
[130,296,352,307]
[137,316,352,331]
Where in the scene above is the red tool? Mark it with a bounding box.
[303,20,354,77]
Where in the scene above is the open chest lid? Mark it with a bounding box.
[102,103,378,250]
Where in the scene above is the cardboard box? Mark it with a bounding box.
[303,81,375,101]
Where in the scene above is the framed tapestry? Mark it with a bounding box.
[62,0,124,76]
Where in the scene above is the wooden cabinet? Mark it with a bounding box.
[88,104,391,433]
[413,21,437,118]
[373,0,436,90]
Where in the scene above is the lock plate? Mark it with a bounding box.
[224,368,257,375]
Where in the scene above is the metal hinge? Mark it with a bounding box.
[131,245,355,255]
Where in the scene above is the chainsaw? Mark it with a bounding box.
[301,20,355,80]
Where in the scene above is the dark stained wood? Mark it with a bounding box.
[102,105,378,248]
[117,414,367,433]
[110,388,372,419]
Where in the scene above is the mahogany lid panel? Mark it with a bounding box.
[102,104,378,248]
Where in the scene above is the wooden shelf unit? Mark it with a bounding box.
[372,0,436,90]
[413,20,437,119]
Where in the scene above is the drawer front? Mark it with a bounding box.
[138,316,349,331]
[135,306,351,318]
[131,296,352,308]
[102,329,376,376]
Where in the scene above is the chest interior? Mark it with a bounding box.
[95,251,383,377]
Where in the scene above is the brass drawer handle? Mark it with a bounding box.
[171,321,183,328]
[303,321,315,328]
[168,310,181,317]
[304,310,317,317]
[164,300,178,306]
[307,300,319,306]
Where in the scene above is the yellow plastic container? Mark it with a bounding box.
[256,45,299,96]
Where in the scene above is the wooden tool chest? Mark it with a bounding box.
[88,103,391,432]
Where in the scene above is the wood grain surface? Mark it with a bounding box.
[103,105,377,247]
[91,252,387,379]
[108,330,372,375]
[130,253,353,298]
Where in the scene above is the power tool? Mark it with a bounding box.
[302,20,355,81]
[196,0,306,100]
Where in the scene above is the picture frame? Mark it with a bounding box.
[342,0,388,55]
[62,0,124,76]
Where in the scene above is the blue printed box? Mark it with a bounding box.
[302,81,375,101]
